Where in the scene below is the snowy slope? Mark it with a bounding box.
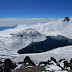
[12,17,72,39]
[9,45,72,63]
[11,28,46,42]
[0,17,72,38]
[0,29,46,52]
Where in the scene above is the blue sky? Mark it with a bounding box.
[0,0,72,26]
[0,0,72,18]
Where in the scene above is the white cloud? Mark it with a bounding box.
[0,18,47,27]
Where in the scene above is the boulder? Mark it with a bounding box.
[24,56,35,66]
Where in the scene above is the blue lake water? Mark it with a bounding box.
[0,26,13,30]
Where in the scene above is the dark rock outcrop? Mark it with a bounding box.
[51,57,57,63]
[69,58,72,70]
[64,60,68,68]
[63,17,70,21]
[24,56,36,66]
[0,59,17,72]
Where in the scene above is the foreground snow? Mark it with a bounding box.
[0,45,72,63]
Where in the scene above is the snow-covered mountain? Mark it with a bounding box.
[11,28,46,42]
[13,17,72,39]
[0,17,72,63]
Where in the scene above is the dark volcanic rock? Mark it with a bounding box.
[0,59,17,72]
[24,56,36,66]
[63,17,70,21]
[64,60,68,68]
[4,59,14,72]
[51,57,57,63]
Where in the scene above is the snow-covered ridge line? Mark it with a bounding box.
[10,17,72,38]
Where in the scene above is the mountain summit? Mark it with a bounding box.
[63,17,70,21]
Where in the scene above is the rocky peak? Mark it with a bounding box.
[63,17,70,21]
